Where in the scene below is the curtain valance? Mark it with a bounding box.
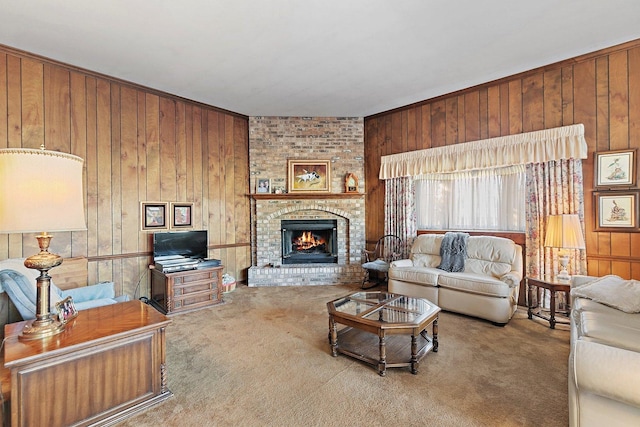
[379,124,588,179]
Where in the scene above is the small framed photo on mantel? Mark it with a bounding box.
[256,178,271,194]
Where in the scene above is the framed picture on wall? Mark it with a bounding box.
[594,191,640,232]
[595,149,637,188]
[287,160,331,193]
[141,202,168,230]
[171,202,193,228]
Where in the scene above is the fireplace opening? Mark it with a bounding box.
[281,219,338,264]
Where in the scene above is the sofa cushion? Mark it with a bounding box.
[464,236,517,278]
[412,253,441,268]
[437,272,511,298]
[571,275,640,313]
[573,298,640,353]
[388,266,440,287]
[409,234,443,268]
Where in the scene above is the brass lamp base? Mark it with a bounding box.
[20,316,65,340]
[20,232,66,341]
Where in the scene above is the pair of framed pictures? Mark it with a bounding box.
[142,202,193,230]
[594,149,639,232]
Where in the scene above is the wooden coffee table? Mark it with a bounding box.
[327,291,440,376]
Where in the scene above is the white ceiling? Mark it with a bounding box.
[2,1,640,117]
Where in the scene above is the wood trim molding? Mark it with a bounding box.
[587,254,640,263]
[416,229,526,244]
[87,243,251,262]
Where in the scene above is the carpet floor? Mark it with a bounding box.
[119,283,570,427]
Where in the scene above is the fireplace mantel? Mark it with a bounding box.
[250,193,365,200]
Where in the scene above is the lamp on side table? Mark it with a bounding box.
[0,147,86,340]
[544,214,586,281]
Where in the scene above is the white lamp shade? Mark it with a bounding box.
[0,148,87,233]
[544,214,586,249]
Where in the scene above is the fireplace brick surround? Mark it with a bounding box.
[248,117,365,287]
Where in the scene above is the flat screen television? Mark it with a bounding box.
[153,230,208,260]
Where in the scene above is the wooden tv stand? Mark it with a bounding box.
[3,300,172,427]
[150,265,224,315]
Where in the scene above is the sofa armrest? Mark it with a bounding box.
[500,271,522,288]
[574,339,640,408]
[571,275,598,289]
[60,281,116,303]
[390,259,413,268]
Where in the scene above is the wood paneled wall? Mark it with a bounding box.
[0,45,251,298]
[365,38,640,280]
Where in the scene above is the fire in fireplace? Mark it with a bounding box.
[281,219,338,264]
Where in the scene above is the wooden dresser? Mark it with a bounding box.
[3,300,172,427]
[150,265,224,315]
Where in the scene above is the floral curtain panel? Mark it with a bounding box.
[525,159,587,279]
[384,177,416,257]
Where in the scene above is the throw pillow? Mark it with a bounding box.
[571,274,640,313]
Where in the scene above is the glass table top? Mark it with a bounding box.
[328,291,439,324]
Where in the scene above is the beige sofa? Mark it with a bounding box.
[569,275,640,426]
[388,234,522,325]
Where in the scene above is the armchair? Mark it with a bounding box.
[0,258,129,321]
[361,234,403,289]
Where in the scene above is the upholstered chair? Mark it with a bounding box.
[0,258,129,320]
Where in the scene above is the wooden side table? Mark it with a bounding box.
[526,276,571,329]
[3,300,172,426]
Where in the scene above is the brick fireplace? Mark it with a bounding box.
[249,194,365,286]
[248,117,365,286]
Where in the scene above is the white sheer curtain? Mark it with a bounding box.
[415,165,526,231]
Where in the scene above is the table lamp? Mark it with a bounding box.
[0,146,86,340]
[544,214,586,281]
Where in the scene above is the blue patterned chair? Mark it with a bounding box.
[0,258,129,321]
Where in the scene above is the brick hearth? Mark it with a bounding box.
[248,195,365,286]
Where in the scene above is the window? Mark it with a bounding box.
[415,165,526,231]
